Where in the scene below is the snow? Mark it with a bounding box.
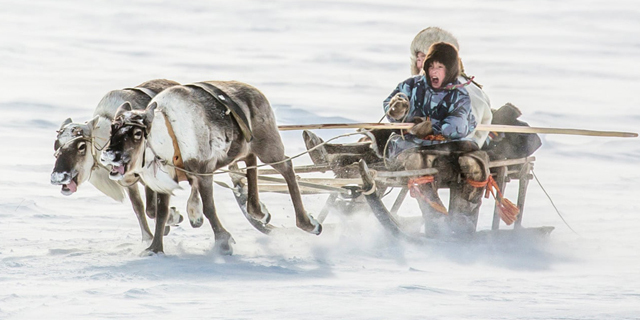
[2,0,640,319]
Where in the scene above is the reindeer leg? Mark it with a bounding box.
[144,186,156,219]
[269,159,322,235]
[186,176,204,228]
[197,175,234,255]
[125,185,153,241]
[244,154,270,223]
[143,192,171,255]
[145,185,181,235]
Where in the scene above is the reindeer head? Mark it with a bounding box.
[101,101,156,180]
[51,116,101,195]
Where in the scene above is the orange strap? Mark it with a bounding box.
[422,134,446,141]
[407,176,448,215]
[408,176,435,185]
[466,176,520,225]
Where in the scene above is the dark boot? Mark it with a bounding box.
[399,151,449,237]
[415,182,448,237]
[447,151,490,236]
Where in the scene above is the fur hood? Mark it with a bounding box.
[410,27,459,75]
[424,42,460,87]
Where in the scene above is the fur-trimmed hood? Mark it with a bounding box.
[410,27,459,75]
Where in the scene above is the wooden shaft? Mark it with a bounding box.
[277,122,638,138]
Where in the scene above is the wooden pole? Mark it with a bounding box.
[277,122,638,138]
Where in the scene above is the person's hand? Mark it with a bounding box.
[387,93,409,120]
[409,117,433,138]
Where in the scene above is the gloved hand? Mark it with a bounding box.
[387,93,409,120]
[409,117,433,138]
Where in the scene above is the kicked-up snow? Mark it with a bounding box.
[1,0,639,319]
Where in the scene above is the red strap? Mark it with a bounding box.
[466,176,520,225]
[407,176,448,215]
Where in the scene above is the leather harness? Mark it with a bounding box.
[185,82,253,143]
[124,86,187,182]
[124,83,253,183]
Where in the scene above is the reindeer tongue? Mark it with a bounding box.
[63,179,77,194]
[116,165,125,175]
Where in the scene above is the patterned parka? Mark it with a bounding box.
[382,75,477,156]
[384,74,476,140]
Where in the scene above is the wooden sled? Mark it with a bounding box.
[227,136,553,242]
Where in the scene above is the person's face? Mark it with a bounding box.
[416,52,426,72]
[428,61,446,89]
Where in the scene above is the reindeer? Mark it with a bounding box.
[51,79,182,241]
[101,81,322,255]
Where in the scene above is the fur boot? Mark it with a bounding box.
[447,151,490,236]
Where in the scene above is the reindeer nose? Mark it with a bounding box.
[51,171,71,184]
[101,150,121,164]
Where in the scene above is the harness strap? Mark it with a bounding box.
[123,87,158,99]
[466,176,519,225]
[407,176,448,215]
[163,116,188,182]
[186,82,253,142]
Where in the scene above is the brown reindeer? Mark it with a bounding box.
[51,79,182,241]
[101,81,321,255]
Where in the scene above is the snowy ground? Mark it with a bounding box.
[1,0,640,319]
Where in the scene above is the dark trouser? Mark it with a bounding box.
[398,146,489,237]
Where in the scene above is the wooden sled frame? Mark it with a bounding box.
[228,142,553,240]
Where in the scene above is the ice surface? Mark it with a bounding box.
[1,0,639,319]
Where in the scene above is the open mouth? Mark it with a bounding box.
[61,175,78,196]
[109,163,127,178]
[111,164,127,176]
[431,77,441,88]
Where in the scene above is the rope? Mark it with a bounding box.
[532,169,579,235]
[407,176,448,214]
[155,130,371,177]
[467,175,520,225]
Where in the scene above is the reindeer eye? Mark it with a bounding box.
[78,141,87,153]
[133,128,144,140]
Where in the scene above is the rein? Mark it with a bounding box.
[141,130,370,179]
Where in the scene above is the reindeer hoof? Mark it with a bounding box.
[259,201,272,224]
[312,223,323,235]
[190,216,204,228]
[140,247,164,257]
[300,214,322,235]
[166,207,184,226]
[214,235,235,256]
[253,211,271,224]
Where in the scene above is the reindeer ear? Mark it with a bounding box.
[115,101,133,117]
[84,115,100,135]
[143,102,157,127]
[59,118,73,131]
[86,115,100,129]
